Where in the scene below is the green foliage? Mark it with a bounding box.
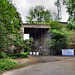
[0,0,22,33]
[0,0,33,56]
[8,52,29,59]
[8,37,34,54]
[50,21,62,30]
[0,52,8,59]
[50,30,68,55]
[63,0,75,24]
[0,22,7,52]
[63,0,75,17]
[26,5,52,24]
[0,0,22,53]
[0,59,18,71]
[24,38,34,52]
[54,0,62,21]
[66,22,75,30]
[18,52,29,58]
[51,29,65,40]
[48,22,68,55]
[0,71,2,74]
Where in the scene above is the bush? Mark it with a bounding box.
[8,52,29,59]
[10,37,34,54]
[51,29,65,40]
[0,52,8,59]
[47,21,68,55]
[66,22,75,30]
[0,71,2,74]
[15,52,29,58]
[0,59,18,71]
[50,21,62,30]
[49,30,68,55]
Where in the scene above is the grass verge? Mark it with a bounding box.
[0,59,18,74]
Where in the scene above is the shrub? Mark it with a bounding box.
[0,59,18,71]
[50,21,62,30]
[0,71,2,74]
[24,37,34,52]
[47,21,68,55]
[15,52,29,58]
[10,37,34,54]
[49,30,68,55]
[0,52,8,59]
[51,29,65,40]
[8,52,29,59]
[66,22,75,30]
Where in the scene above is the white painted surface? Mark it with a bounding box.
[62,49,74,56]
[36,52,39,55]
[33,52,36,55]
[30,52,33,55]
[24,34,30,40]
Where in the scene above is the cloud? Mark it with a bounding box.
[61,5,69,22]
[12,0,31,22]
[12,0,68,23]
[25,0,57,12]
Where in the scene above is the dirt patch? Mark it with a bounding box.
[13,56,38,64]
[14,55,74,64]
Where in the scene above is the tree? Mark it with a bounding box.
[63,0,75,25]
[46,21,68,55]
[26,5,52,24]
[54,0,62,21]
[0,0,22,53]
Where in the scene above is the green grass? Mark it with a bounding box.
[0,52,30,74]
[0,59,18,71]
[0,71,2,74]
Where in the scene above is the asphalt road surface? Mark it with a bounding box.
[3,56,75,75]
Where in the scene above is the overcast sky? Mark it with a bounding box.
[12,0,69,23]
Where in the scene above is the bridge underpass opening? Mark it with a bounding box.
[24,28,51,55]
[24,28,48,42]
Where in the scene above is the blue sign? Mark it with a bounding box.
[62,49,74,56]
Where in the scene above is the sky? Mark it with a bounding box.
[12,0,69,23]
